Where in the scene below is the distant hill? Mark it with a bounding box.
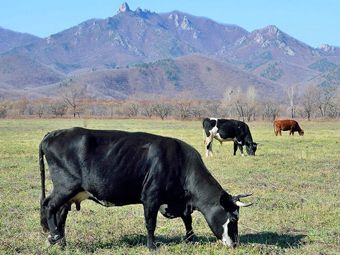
[308,66,340,88]
[0,27,41,54]
[0,55,64,98]
[27,55,283,101]
[0,55,64,87]
[0,2,339,100]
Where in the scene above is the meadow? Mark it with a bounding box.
[0,119,339,255]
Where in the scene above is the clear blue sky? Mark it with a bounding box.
[0,0,339,48]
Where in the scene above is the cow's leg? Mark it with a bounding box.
[279,130,282,136]
[43,188,77,245]
[56,204,70,245]
[181,215,195,242]
[238,144,244,156]
[41,195,51,232]
[143,202,160,250]
[41,196,69,234]
[205,135,213,157]
[233,142,238,156]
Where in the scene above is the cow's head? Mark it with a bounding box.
[209,193,252,248]
[298,129,304,136]
[245,142,257,156]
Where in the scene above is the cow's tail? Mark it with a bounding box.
[39,140,49,232]
[273,121,277,135]
[39,142,46,202]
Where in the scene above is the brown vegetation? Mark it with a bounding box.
[0,82,338,120]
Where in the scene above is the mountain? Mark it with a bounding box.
[0,2,339,100]
[221,25,340,84]
[24,55,283,101]
[0,27,41,54]
[2,3,248,73]
[0,55,65,98]
[307,66,340,89]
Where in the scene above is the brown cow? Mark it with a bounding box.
[273,119,304,136]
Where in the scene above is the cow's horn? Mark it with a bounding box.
[235,201,253,207]
[233,193,253,207]
[234,193,252,200]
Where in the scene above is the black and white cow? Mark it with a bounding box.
[39,127,252,250]
[203,118,257,157]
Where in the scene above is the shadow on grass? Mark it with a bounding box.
[119,234,217,247]
[70,232,306,252]
[240,232,307,248]
[70,234,217,252]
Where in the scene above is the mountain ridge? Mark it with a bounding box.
[0,2,339,100]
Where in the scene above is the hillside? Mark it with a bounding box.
[0,2,339,100]
[27,55,282,101]
[0,27,41,54]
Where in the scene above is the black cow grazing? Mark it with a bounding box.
[39,127,252,250]
[203,118,257,157]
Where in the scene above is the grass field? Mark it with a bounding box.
[0,119,339,255]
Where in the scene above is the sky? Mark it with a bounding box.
[0,0,339,48]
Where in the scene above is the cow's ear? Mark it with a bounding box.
[220,193,237,211]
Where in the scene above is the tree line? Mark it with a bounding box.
[0,82,339,120]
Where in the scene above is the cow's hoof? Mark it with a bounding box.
[47,234,66,247]
[184,231,197,243]
[185,233,198,243]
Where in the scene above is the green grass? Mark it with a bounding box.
[0,119,339,255]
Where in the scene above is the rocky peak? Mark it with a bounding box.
[254,25,282,40]
[262,25,279,35]
[249,25,296,56]
[181,16,193,30]
[168,12,194,31]
[319,43,335,53]
[118,2,131,13]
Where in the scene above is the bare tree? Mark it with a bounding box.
[261,100,280,121]
[49,101,68,117]
[153,102,172,120]
[205,101,224,117]
[221,87,243,116]
[0,103,7,118]
[127,102,139,117]
[314,85,338,118]
[286,85,298,118]
[333,86,340,118]
[301,85,318,120]
[175,101,192,120]
[245,86,257,121]
[101,100,121,118]
[140,101,155,118]
[190,101,206,119]
[222,86,258,121]
[60,79,86,118]
[33,98,49,118]
[16,97,29,115]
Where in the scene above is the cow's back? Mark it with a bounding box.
[41,127,191,206]
[274,119,298,130]
[217,119,251,139]
[274,120,289,130]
